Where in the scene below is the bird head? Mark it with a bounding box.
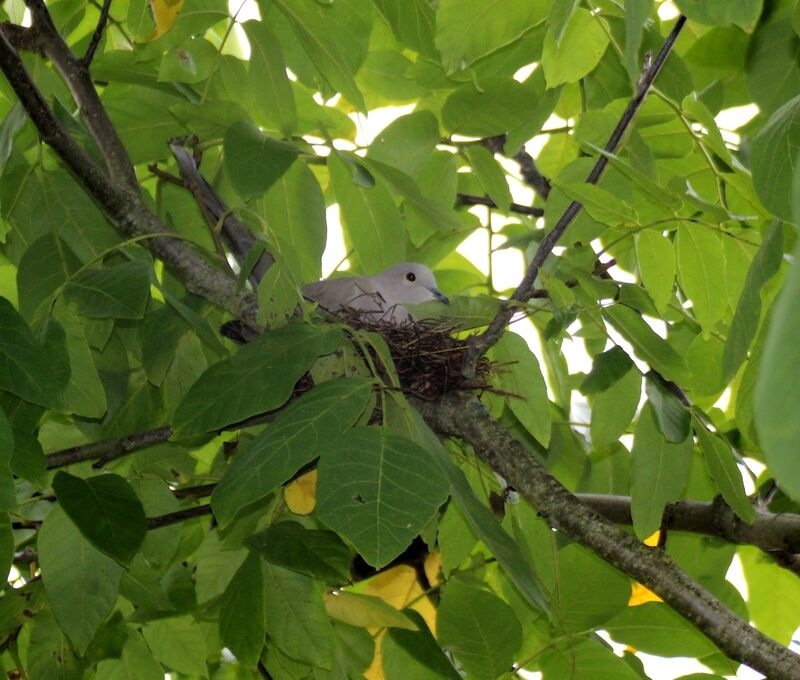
[374,263,449,306]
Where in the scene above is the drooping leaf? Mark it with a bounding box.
[142,616,208,677]
[324,590,418,630]
[219,552,266,666]
[64,259,151,320]
[635,229,676,314]
[541,8,610,87]
[645,373,690,443]
[676,224,727,336]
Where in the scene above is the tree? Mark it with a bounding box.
[0,0,798,678]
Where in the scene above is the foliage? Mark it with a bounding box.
[0,0,798,679]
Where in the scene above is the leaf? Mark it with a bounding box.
[541,637,643,679]
[172,324,342,437]
[142,616,208,677]
[16,233,81,322]
[590,368,642,449]
[435,0,546,73]
[316,427,449,568]
[635,229,675,314]
[369,0,437,58]
[692,415,755,523]
[630,403,694,538]
[263,561,335,668]
[548,0,581,47]
[581,346,634,395]
[243,20,297,135]
[39,508,124,655]
[676,224,727,336]
[224,119,299,200]
[211,377,372,527]
[437,581,522,680]
[328,152,405,272]
[246,521,353,583]
[541,8,610,87]
[383,610,461,680]
[489,332,551,447]
[674,0,763,29]
[623,0,653,82]
[270,0,367,111]
[96,631,164,680]
[645,374,690,443]
[220,553,266,666]
[52,471,146,565]
[722,220,783,381]
[0,411,15,513]
[324,591,418,630]
[464,145,513,211]
[64,259,151,320]
[367,110,440,178]
[557,181,639,226]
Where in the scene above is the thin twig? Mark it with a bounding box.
[146,505,212,530]
[461,16,688,377]
[80,0,111,67]
[45,426,173,469]
[456,192,544,217]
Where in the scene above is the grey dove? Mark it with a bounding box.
[303,263,448,323]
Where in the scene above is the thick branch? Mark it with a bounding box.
[462,16,688,376]
[46,426,172,469]
[416,393,800,680]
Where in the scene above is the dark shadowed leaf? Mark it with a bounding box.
[220,552,266,666]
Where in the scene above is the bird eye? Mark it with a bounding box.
[405,272,416,282]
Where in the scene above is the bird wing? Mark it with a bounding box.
[302,276,384,314]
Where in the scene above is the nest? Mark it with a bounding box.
[340,312,492,400]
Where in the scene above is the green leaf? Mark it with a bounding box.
[604,304,687,384]
[542,8,610,87]
[16,234,81,322]
[247,522,352,583]
[442,78,538,138]
[212,377,372,527]
[328,152,405,272]
[39,507,124,655]
[157,39,217,84]
[220,552,266,666]
[645,374,690,443]
[676,224,727,336]
[53,471,146,565]
[96,630,164,680]
[0,411,15,513]
[367,110,440,178]
[557,181,639,226]
[142,616,208,677]
[635,229,675,314]
[369,0,437,57]
[437,581,522,680]
[263,561,335,668]
[692,415,755,523]
[324,591,418,630]
[435,0,546,73]
[751,94,800,221]
[581,346,634,395]
[723,220,783,381]
[623,0,653,82]
[269,0,368,111]
[630,403,694,538]
[489,332,551,447]
[243,20,297,135]
[590,367,642,449]
[674,0,763,29]
[548,0,581,47]
[224,119,299,200]
[464,145,513,211]
[383,610,461,680]
[172,324,342,437]
[542,637,643,679]
[316,427,449,568]
[64,259,151,320]
[28,611,86,680]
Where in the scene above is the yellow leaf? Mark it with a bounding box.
[644,530,661,547]
[364,631,386,680]
[424,551,442,587]
[360,564,437,635]
[145,0,184,42]
[628,582,663,606]
[323,590,418,630]
[284,470,317,514]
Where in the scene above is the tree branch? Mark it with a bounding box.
[482,135,552,199]
[461,16,688,377]
[415,392,800,680]
[146,505,212,530]
[80,0,111,67]
[45,426,173,469]
[456,192,544,217]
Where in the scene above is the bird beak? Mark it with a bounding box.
[429,288,449,304]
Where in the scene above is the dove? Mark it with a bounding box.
[302,263,449,323]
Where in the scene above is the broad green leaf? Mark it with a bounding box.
[27,611,86,680]
[64,259,151,320]
[682,93,732,163]
[263,160,326,283]
[623,0,653,82]
[268,0,368,111]
[590,367,641,449]
[541,637,642,679]
[581,346,634,395]
[224,119,299,200]
[635,229,675,314]
[723,220,783,381]
[96,630,164,680]
[324,590,418,630]
[39,508,124,655]
[142,616,208,677]
[53,471,146,565]
[383,610,461,680]
[548,0,581,47]
[751,94,800,221]
[263,561,335,668]
[645,373,690,443]
[172,324,342,437]
[367,110,440,178]
[16,234,80,321]
[557,181,639,226]
[674,0,763,29]
[0,410,15,512]
[247,521,353,583]
[243,20,297,135]
[542,8,610,87]
[316,427,449,568]
[489,332,551,447]
[119,556,174,611]
[435,0,546,73]
[212,378,372,527]
[442,78,538,138]
[603,305,687,383]
[676,224,727,336]
[0,298,69,408]
[157,38,217,83]
[220,553,266,666]
[369,0,437,58]
[630,403,694,538]
[328,152,405,272]
[692,415,755,523]
[464,145,513,211]
[437,581,522,680]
